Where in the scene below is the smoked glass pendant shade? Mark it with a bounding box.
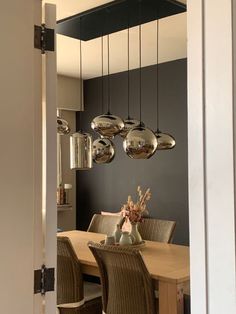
[70,132,93,170]
[123,125,158,159]
[155,130,176,150]
[92,138,115,164]
[57,117,70,135]
[91,113,124,139]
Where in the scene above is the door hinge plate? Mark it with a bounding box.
[34,24,55,54]
[34,264,55,295]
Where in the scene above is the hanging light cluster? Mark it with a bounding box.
[90,16,176,164]
[71,11,176,170]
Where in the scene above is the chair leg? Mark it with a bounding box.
[184,294,191,314]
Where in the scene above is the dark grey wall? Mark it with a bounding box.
[76,58,188,245]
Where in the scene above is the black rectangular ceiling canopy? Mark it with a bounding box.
[57,0,186,41]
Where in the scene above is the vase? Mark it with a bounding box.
[119,231,133,246]
[113,224,122,243]
[130,223,142,244]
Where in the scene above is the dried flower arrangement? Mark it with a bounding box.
[121,186,151,224]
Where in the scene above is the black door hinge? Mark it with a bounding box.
[34,264,55,295]
[34,24,55,54]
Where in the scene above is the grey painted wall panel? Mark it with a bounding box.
[76,58,188,245]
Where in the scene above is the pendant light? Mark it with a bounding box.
[93,138,115,164]
[155,19,176,150]
[70,129,93,170]
[93,35,115,164]
[123,22,157,159]
[120,16,142,138]
[70,18,93,170]
[91,35,124,138]
[57,117,70,135]
[57,109,70,135]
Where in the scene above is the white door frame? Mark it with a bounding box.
[42,3,57,314]
[188,1,236,313]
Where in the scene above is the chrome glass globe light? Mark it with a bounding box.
[57,117,70,135]
[120,28,142,138]
[120,118,144,138]
[154,19,176,151]
[123,24,157,159]
[91,113,124,139]
[91,34,124,139]
[155,130,176,150]
[124,125,157,159]
[92,36,117,164]
[92,138,115,164]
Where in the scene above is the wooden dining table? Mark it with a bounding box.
[58,230,190,314]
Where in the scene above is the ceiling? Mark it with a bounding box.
[46,0,187,79]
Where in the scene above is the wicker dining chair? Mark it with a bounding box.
[87,214,125,235]
[88,242,158,314]
[138,218,176,243]
[57,236,102,314]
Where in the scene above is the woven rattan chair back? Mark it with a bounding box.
[138,218,176,243]
[87,214,124,235]
[88,242,156,314]
[57,236,84,305]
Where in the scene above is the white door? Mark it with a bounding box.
[0,1,57,314]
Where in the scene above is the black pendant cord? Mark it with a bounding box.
[107,35,111,115]
[101,35,104,113]
[127,0,130,120]
[78,111,82,132]
[139,23,142,126]
[138,0,143,127]
[79,17,83,131]
[127,27,130,119]
[156,19,160,133]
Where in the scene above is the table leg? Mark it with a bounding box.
[158,281,185,314]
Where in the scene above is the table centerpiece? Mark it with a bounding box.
[121,186,151,244]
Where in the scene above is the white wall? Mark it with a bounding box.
[57,74,83,111]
